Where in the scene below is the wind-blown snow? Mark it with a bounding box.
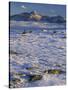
[9,22,66,88]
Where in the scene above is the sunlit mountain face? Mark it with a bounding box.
[9,2,66,88]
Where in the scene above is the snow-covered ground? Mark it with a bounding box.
[9,22,66,88]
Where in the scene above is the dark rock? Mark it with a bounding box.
[16,72,42,82]
[44,69,66,74]
[53,31,57,34]
[10,50,18,55]
[10,50,22,55]
[28,75,42,82]
[26,67,33,70]
[22,30,26,34]
[11,78,21,84]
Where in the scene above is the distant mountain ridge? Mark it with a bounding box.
[10,11,66,23]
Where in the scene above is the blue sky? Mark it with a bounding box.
[10,2,66,18]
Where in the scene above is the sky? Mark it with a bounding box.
[10,2,66,18]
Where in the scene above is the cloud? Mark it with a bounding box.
[21,5,26,9]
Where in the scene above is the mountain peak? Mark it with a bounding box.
[30,11,42,21]
[10,11,66,23]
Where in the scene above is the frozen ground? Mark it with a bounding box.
[9,21,66,88]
